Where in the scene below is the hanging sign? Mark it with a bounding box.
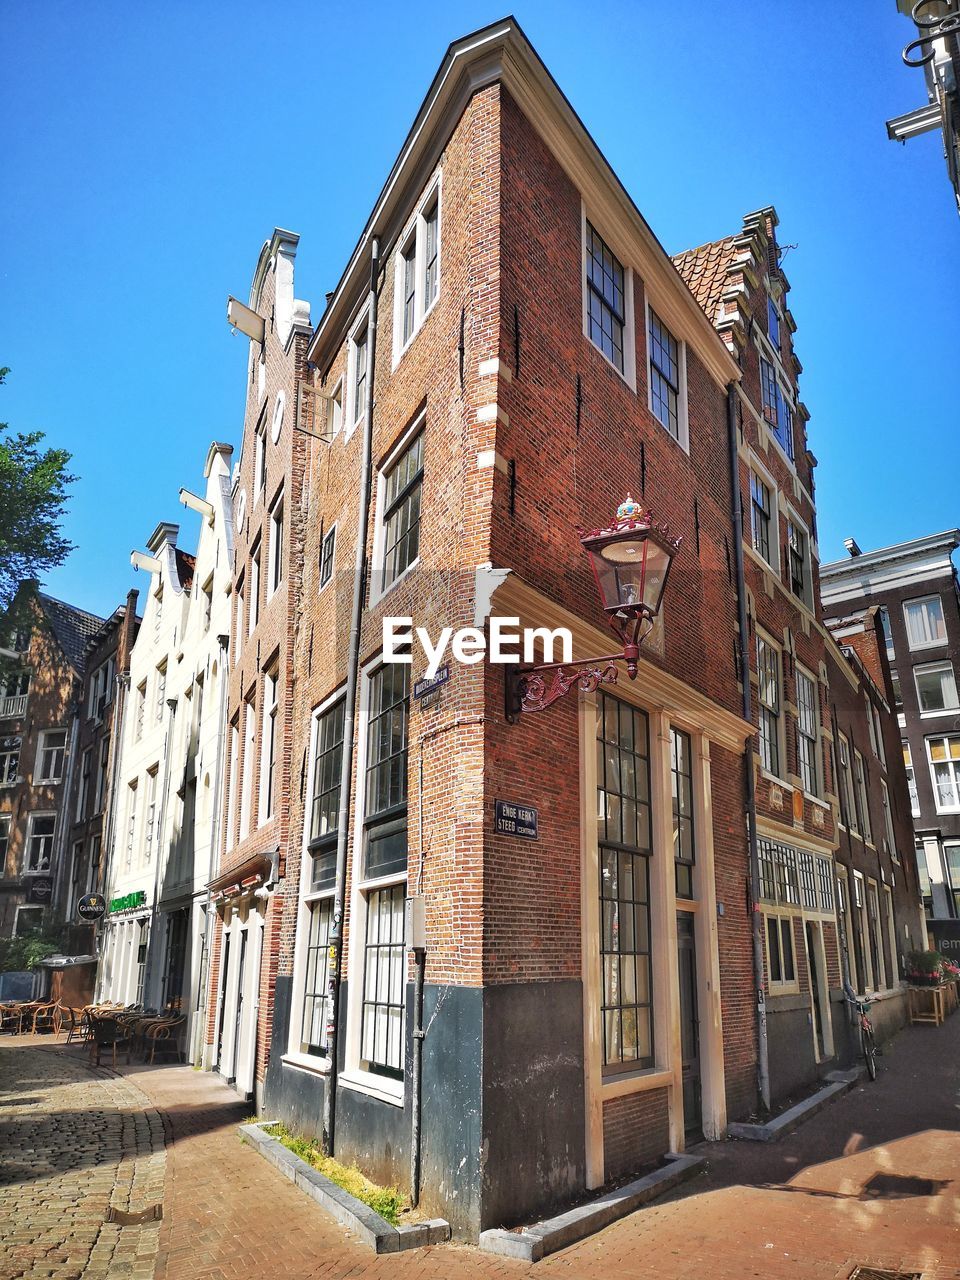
[77,893,107,922]
[26,876,54,904]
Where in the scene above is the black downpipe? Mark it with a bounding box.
[323,236,381,1155]
[410,947,425,1206]
[726,381,771,1114]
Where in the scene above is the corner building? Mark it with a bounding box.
[258,19,759,1238]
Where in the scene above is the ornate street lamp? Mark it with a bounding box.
[505,495,681,720]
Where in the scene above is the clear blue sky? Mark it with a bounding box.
[2,1,958,620]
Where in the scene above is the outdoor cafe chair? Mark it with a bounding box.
[88,1015,133,1068]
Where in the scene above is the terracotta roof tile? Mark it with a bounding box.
[672,235,739,325]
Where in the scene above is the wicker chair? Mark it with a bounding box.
[144,1015,186,1064]
[88,1015,133,1068]
[31,1002,62,1036]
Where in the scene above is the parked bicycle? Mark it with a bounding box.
[843,981,877,1080]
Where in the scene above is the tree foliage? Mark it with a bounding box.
[0,366,76,644]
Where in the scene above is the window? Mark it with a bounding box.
[927,734,960,812]
[135,681,146,740]
[88,659,114,720]
[226,719,239,852]
[585,220,626,374]
[838,736,857,832]
[360,883,406,1079]
[767,296,781,352]
[319,524,336,591]
[816,856,834,912]
[1,670,29,716]
[155,663,167,723]
[0,736,20,786]
[750,472,773,566]
[878,606,895,660]
[870,700,886,766]
[866,881,885,989]
[787,521,810,606]
[125,782,138,867]
[903,595,946,650]
[903,742,920,816]
[153,586,163,642]
[380,430,424,593]
[268,494,284,598]
[946,843,960,917]
[234,577,245,655]
[0,815,9,865]
[25,813,56,872]
[890,667,903,708]
[249,540,261,635]
[394,187,440,358]
[671,727,695,900]
[259,668,278,824]
[648,309,682,442]
[798,849,818,910]
[77,747,92,819]
[363,664,410,879]
[14,906,43,937]
[597,694,653,1073]
[349,320,369,432]
[854,750,872,842]
[144,767,158,861]
[758,840,800,906]
[300,898,333,1056]
[254,414,267,502]
[201,576,213,632]
[766,913,796,987]
[36,729,66,783]
[881,780,898,861]
[759,356,795,460]
[94,738,109,813]
[915,662,959,714]
[795,669,819,795]
[239,696,256,841]
[309,698,345,885]
[326,381,343,439]
[757,635,782,776]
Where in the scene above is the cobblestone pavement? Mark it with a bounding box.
[1,1017,959,1279]
[0,1040,165,1279]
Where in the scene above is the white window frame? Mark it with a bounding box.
[927,733,960,814]
[795,666,820,797]
[369,413,426,607]
[35,728,67,784]
[756,631,784,779]
[344,306,371,443]
[903,594,947,651]
[903,740,921,817]
[341,655,409,1107]
[854,749,873,844]
[764,909,798,992]
[785,510,813,610]
[0,814,9,865]
[124,781,138,869]
[326,378,343,440]
[25,811,56,873]
[267,491,284,600]
[286,687,345,1072]
[880,779,898,862]
[155,662,167,724]
[239,696,256,841]
[581,205,637,390]
[249,540,261,636]
[144,766,159,862]
[253,410,268,506]
[391,175,442,366]
[0,735,21,788]
[914,660,959,717]
[259,667,278,825]
[644,297,688,451]
[747,456,779,572]
[838,734,858,833]
[319,522,336,593]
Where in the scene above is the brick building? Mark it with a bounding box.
[205,231,311,1098]
[57,590,140,953]
[0,587,104,943]
[822,532,960,922]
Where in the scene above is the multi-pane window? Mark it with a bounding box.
[77,747,92,818]
[1,670,29,715]
[648,309,681,440]
[903,595,946,649]
[153,587,163,641]
[125,782,138,866]
[903,741,920,816]
[249,540,261,635]
[0,815,9,865]
[798,849,818,910]
[300,898,333,1056]
[795,669,819,795]
[309,698,345,888]
[915,661,959,713]
[671,727,695,899]
[838,737,857,831]
[750,472,773,565]
[254,416,267,501]
[759,356,795,460]
[268,494,284,597]
[815,856,833,912]
[757,635,781,776]
[854,750,872,842]
[352,324,369,429]
[202,576,213,631]
[144,767,158,861]
[360,883,406,1079]
[759,837,833,913]
[155,663,167,723]
[395,191,440,356]
[36,729,66,783]
[381,431,424,592]
[881,780,897,860]
[585,221,625,373]
[239,697,256,841]
[767,296,781,352]
[766,914,795,986]
[260,669,278,823]
[88,659,114,720]
[319,525,336,591]
[597,694,654,1073]
[94,737,109,812]
[326,380,343,439]
[135,681,146,740]
[0,736,20,786]
[787,521,809,605]
[890,667,903,707]
[25,813,56,872]
[878,606,895,659]
[364,664,410,878]
[928,734,960,811]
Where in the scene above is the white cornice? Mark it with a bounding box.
[821,530,960,601]
[307,18,741,392]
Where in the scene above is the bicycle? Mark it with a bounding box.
[843,983,877,1081]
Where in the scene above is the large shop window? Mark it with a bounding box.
[597,694,654,1074]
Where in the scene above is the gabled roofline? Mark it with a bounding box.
[306,16,741,390]
[821,529,960,578]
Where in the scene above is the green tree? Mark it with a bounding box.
[0,367,76,649]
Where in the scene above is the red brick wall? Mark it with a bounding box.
[602,1089,670,1182]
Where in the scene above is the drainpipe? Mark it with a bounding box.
[197,632,231,1066]
[323,235,381,1155]
[726,381,771,1114]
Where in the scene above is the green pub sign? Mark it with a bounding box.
[109,889,147,914]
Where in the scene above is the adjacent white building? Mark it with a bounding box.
[98,443,234,1061]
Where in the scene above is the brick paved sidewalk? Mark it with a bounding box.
[1,1015,959,1279]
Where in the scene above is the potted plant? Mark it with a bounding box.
[906,949,945,986]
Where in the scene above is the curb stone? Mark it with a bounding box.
[238,1121,450,1253]
[727,1066,865,1143]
